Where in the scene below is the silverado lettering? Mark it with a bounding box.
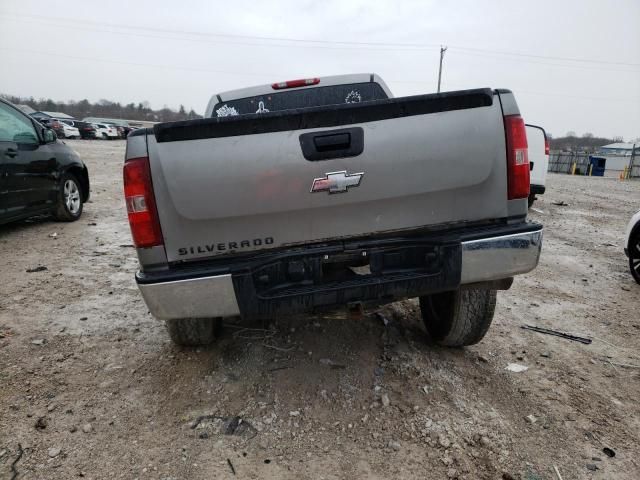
[178,237,274,255]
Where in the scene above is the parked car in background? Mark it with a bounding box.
[625,210,640,284]
[105,123,133,138]
[83,118,134,137]
[525,124,549,208]
[34,117,65,138]
[93,123,119,140]
[60,120,96,139]
[61,122,80,139]
[39,119,79,139]
[0,98,90,224]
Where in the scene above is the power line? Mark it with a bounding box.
[450,49,640,74]
[0,12,441,52]
[449,45,640,68]
[3,14,638,75]
[0,17,440,53]
[2,48,636,104]
[1,11,639,67]
[0,48,282,78]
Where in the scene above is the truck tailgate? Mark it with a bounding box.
[148,89,510,263]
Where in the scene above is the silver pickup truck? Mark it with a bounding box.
[123,73,542,347]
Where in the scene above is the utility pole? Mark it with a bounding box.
[437,45,447,93]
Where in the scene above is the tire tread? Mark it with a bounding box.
[420,289,497,347]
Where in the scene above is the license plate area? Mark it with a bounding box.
[232,242,462,319]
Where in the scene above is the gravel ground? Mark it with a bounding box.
[1,139,639,480]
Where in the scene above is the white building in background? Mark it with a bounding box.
[31,111,76,120]
[595,142,637,173]
[598,143,637,156]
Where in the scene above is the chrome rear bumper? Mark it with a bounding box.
[138,274,241,320]
[137,228,542,320]
[460,229,543,284]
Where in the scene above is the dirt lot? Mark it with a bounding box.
[1,139,639,480]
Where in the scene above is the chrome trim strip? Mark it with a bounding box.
[461,229,543,284]
[137,273,240,320]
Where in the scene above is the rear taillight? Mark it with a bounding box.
[123,156,164,248]
[504,115,530,200]
[544,137,550,156]
[272,77,320,89]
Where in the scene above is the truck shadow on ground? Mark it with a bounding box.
[146,305,493,429]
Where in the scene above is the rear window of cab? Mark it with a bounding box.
[212,82,388,118]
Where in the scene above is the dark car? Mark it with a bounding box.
[60,119,97,140]
[0,98,90,225]
[122,126,135,138]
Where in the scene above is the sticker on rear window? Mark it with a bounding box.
[345,90,362,104]
[255,100,270,114]
[216,105,239,117]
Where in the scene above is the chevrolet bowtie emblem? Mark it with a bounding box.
[311,171,364,194]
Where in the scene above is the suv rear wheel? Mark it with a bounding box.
[419,289,497,347]
[165,318,221,346]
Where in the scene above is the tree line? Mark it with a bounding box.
[0,94,202,123]
[548,132,627,153]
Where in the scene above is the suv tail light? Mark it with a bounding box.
[272,77,320,89]
[544,137,550,156]
[123,156,164,248]
[504,115,530,200]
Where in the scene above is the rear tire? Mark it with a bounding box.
[528,194,536,208]
[165,318,221,346]
[629,230,640,285]
[54,173,83,221]
[419,289,497,347]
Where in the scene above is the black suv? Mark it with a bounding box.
[0,98,90,225]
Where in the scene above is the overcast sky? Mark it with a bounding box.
[1,0,639,139]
